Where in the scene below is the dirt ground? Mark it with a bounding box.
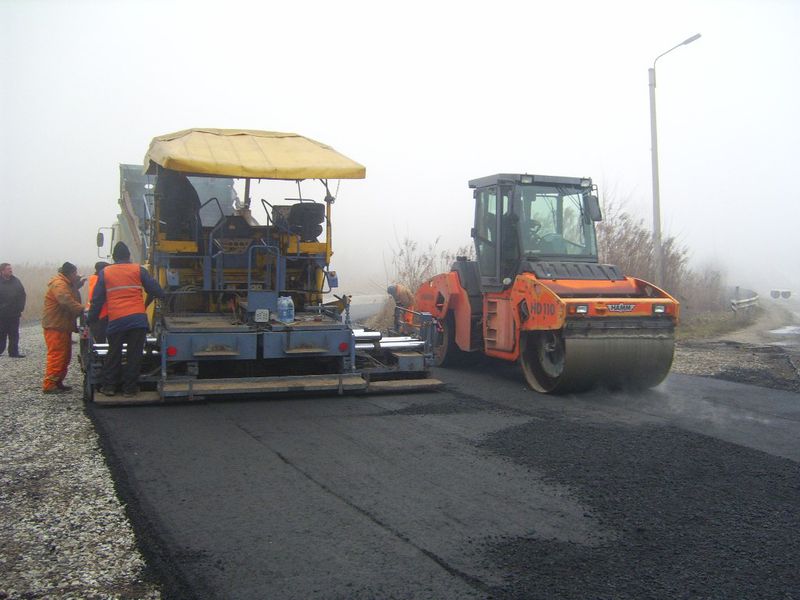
[673,301,800,393]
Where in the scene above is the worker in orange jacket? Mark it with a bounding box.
[42,262,85,393]
[85,261,109,342]
[87,242,164,397]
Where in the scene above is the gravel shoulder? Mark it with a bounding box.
[673,303,800,393]
[0,325,161,600]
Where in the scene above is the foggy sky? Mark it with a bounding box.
[1,0,798,295]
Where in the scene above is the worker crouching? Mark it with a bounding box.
[42,262,85,393]
[87,242,164,398]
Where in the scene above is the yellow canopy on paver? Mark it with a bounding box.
[144,129,366,180]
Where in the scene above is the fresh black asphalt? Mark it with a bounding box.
[88,360,800,599]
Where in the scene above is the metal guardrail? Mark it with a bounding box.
[730,292,758,313]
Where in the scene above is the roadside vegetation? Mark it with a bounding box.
[388,237,475,293]
[366,238,474,330]
[595,198,752,340]
[674,306,761,340]
[596,199,725,314]
[378,198,750,340]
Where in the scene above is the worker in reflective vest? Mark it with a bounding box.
[85,261,109,342]
[87,242,164,397]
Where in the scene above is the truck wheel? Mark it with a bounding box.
[83,372,94,402]
[78,338,89,372]
[433,313,463,367]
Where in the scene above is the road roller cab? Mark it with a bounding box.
[409,173,679,393]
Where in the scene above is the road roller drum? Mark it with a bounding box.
[519,328,676,394]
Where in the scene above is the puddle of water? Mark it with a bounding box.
[769,326,800,335]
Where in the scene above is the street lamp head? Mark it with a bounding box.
[653,33,702,68]
[682,33,702,45]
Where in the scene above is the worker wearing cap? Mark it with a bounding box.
[387,284,414,308]
[42,262,85,393]
[85,261,109,343]
[87,242,164,397]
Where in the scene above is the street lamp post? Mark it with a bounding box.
[649,33,701,287]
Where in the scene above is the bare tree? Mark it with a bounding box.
[388,237,474,291]
[596,194,724,313]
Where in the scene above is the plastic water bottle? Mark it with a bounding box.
[277,297,288,323]
[277,296,295,323]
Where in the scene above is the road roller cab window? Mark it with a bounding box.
[473,186,499,283]
[499,186,519,282]
[475,183,534,288]
[517,185,598,259]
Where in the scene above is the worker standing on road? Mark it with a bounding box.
[85,261,109,343]
[42,262,85,393]
[87,242,164,398]
[0,262,27,358]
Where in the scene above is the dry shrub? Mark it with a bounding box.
[390,238,441,293]
[11,262,93,323]
[364,296,396,331]
[678,266,728,313]
[371,237,474,332]
[596,198,724,314]
[389,236,474,292]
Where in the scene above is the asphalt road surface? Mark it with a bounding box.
[90,359,800,600]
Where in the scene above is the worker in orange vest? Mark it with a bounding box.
[87,242,164,397]
[42,262,85,393]
[85,261,109,342]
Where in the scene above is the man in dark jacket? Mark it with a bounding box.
[87,242,164,397]
[0,263,26,358]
